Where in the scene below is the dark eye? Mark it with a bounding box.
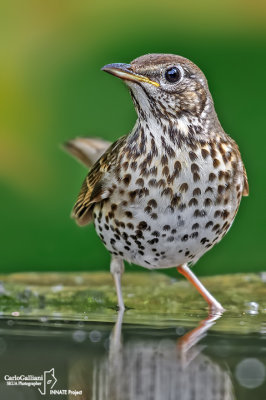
[165,67,181,83]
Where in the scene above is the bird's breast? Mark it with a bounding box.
[93,134,245,269]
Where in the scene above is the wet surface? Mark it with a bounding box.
[0,272,265,399]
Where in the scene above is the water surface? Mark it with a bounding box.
[0,272,265,399]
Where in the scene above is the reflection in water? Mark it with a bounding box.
[0,313,266,399]
[70,311,235,400]
[93,342,234,400]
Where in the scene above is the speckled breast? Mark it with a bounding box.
[93,138,245,269]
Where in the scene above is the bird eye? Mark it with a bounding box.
[165,67,182,83]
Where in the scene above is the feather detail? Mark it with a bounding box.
[63,137,111,168]
[72,136,126,226]
[242,166,249,196]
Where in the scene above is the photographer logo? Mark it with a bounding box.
[3,369,82,396]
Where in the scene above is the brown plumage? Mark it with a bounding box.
[65,53,248,312]
[63,137,111,168]
[72,136,127,225]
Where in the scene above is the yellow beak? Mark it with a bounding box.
[102,63,160,87]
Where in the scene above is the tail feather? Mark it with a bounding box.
[63,137,111,168]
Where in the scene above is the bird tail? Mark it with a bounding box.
[62,137,111,168]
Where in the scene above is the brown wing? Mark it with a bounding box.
[63,137,112,168]
[242,165,249,196]
[72,136,126,226]
[229,137,249,197]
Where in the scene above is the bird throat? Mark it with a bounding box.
[128,81,224,155]
[125,113,211,163]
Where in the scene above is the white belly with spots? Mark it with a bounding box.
[93,141,244,269]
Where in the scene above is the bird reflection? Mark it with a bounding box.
[69,310,235,400]
[177,312,223,367]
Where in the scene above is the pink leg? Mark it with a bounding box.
[177,312,223,368]
[177,263,225,313]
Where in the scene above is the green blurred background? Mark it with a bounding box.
[1,0,265,276]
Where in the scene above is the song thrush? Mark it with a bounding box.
[65,54,248,312]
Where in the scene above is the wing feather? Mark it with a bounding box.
[63,137,112,168]
[242,166,249,196]
[72,136,126,226]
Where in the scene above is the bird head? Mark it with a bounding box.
[102,54,213,122]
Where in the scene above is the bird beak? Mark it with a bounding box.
[101,63,160,87]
